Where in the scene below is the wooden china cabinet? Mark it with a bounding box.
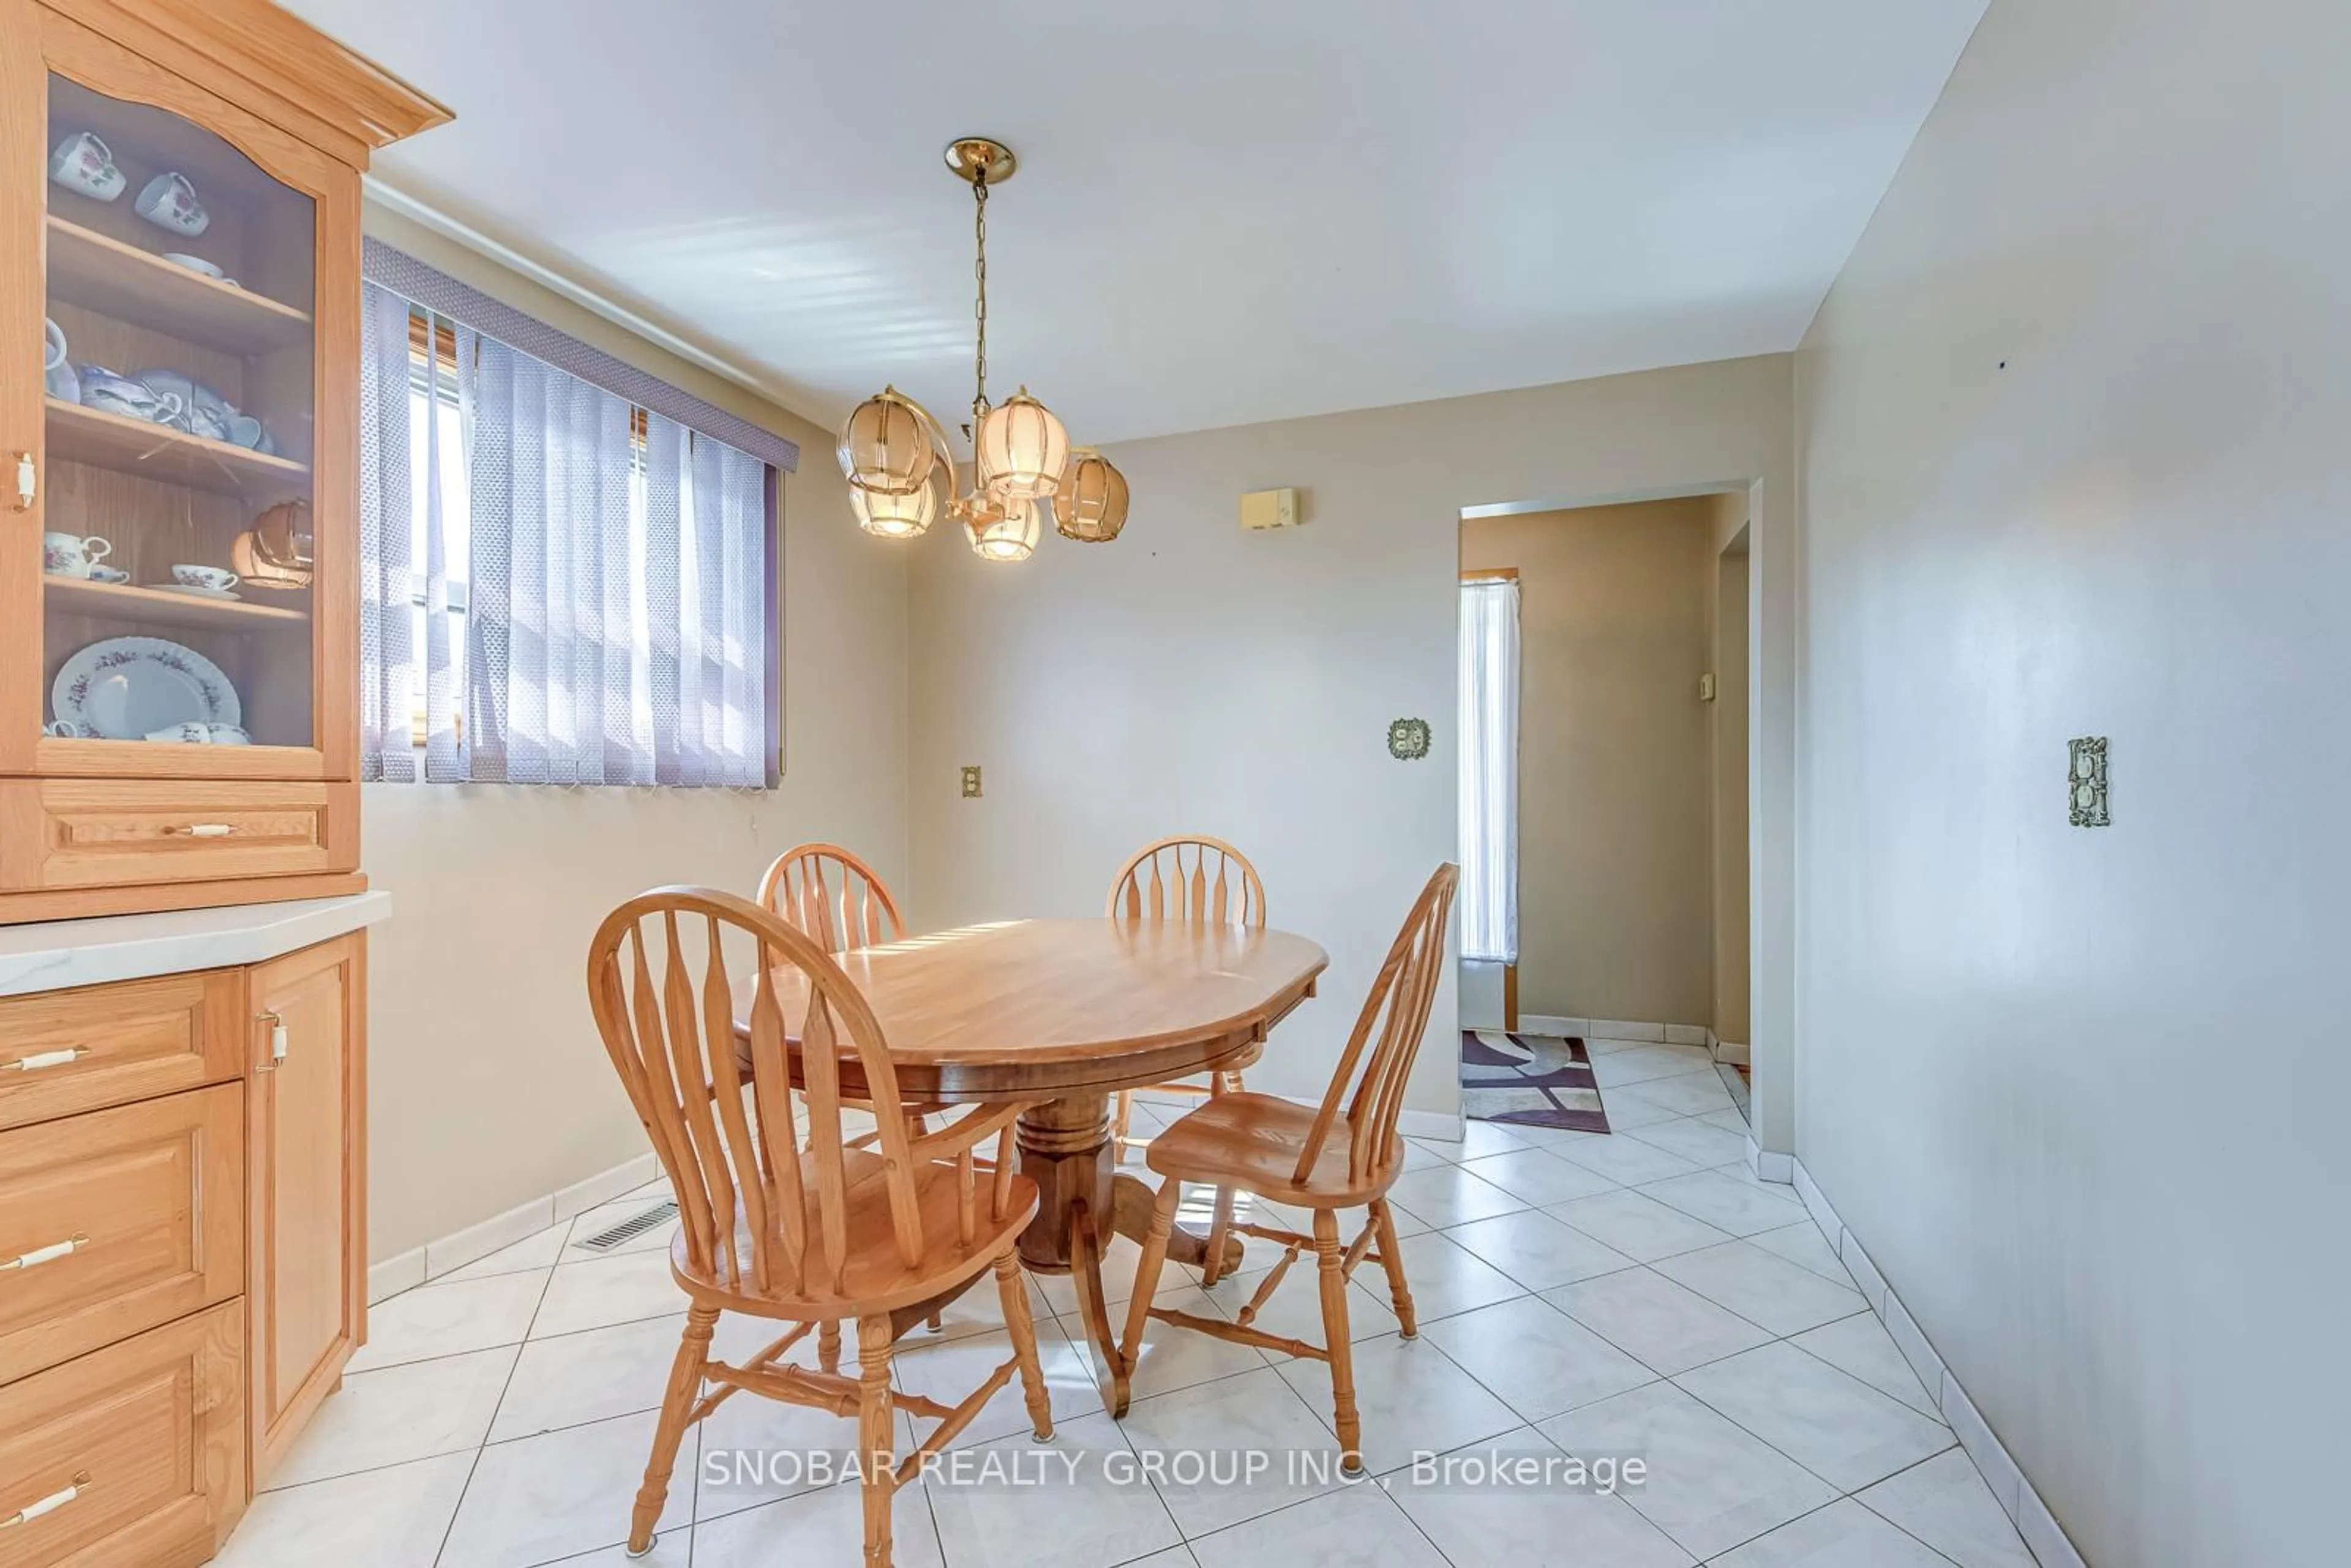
[0,2,444,1562]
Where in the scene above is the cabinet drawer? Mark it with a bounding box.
[0,1300,246,1568]
[0,781,359,892]
[0,972,242,1132]
[0,1086,244,1386]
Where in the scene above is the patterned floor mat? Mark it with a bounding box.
[1461,1029,1610,1133]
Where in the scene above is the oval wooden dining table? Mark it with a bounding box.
[730,915,1329,1408]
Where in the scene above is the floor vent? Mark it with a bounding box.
[572,1199,678,1253]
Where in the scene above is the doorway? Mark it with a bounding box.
[1456,494,1749,1136]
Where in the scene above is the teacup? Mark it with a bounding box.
[145,722,250,746]
[226,414,266,449]
[45,719,99,739]
[172,565,239,593]
[43,531,111,577]
[43,318,77,403]
[48,132,125,201]
[88,565,129,585]
[135,171,209,236]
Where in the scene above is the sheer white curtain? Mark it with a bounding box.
[356,283,415,782]
[1459,577,1520,963]
[357,282,774,788]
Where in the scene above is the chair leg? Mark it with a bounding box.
[909,1112,943,1330]
[1313,1209,1362,1472]
[628,1302,716,1555]
[1112,1090,1135,1164]
[996,1251,1055,1441]
[1199,1185,1237,1288]
[857,1314,896,1568]
[1368,1197,1418,1338]
[818,1319,842,1373]
[1114,1176,1183,1417]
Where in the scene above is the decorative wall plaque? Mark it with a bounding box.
[1388,717,1431,761]
[2069,737,2109,827]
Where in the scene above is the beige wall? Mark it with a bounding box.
[1709,495,1751,1045]
[1793,0,2349,1561]
[361,206,908,1261]
[1461,500,1715,1026]
[907,355,1795,1138]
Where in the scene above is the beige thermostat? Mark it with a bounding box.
[1240,487,1300,530]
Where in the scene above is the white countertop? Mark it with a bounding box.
[0,891,392,997]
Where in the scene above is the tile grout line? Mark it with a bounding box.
[432,1257,565,1568]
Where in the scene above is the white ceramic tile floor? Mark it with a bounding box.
[244,1117,2031,1567]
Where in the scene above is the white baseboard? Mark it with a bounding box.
[1398,1107,1466,1141]
[367,1149,661,1306]
[1712,1038,1751,1065]
[1744,1135,1793,1184]
[366,1248,426,1305]
[1791,1156,2088,1568]
[1515,1015,1712,1048]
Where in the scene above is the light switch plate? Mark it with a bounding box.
[2068,737,2109,827]
[960,765,983,798]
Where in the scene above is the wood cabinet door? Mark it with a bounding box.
[0,0,44,756]
[3,4,360,783]
[242,931,364,1483]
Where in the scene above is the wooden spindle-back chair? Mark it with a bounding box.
[758,841,906,953]
[759,842,945,1339]
[1105,836,1267,1180]
[1115,864,1458,1469]
[588,887,1053,1565]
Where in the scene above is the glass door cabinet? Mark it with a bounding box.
[0,0,445,921]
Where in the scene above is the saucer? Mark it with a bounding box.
[144,582,241,601]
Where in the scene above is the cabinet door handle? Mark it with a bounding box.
[10,452,31,512]
[256,1010,288,1071]
[0,1046,88,1073]
[167,823,237,838]
[1,1473,91,1529]
[0,1235,89,1273]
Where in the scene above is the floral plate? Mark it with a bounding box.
[53,636,241,741]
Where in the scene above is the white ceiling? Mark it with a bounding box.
[285,0,1985,445]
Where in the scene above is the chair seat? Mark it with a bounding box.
[1143,1092,1393,1206]
[673,1147,1040,1316]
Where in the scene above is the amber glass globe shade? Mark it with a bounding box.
[973,389,1068,504]
[836,388,934,497]
[1054,451,1129,542]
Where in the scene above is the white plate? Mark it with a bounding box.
[53,636,240,740]
[142,582,241,601]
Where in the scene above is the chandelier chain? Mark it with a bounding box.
[971,173,989,421]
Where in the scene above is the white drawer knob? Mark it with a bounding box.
[0,1046,88,1073]
[0,1234,88,1272]
[2,1473,91,1529]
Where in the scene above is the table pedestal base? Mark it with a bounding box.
[1014,1093,1245,1408]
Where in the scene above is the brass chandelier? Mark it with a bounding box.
[837,138,1128,561]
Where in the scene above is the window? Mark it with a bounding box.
[405,312,466,746]
[1459,573,1521,963]
[359,280,778,788]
